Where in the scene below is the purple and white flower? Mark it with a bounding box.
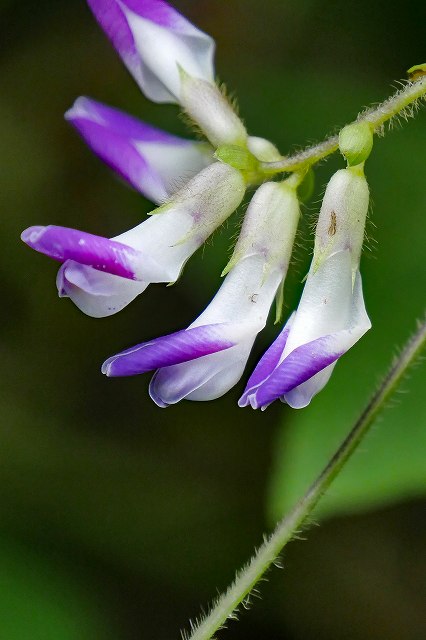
[103,181,301,405]
[66,96,213,203]
[240,166,372,410]
[86,0,247,147]
[21,162,246,318]
[87,0,215,104]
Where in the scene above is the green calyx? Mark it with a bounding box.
[339,121,374,167]
[215,144,261,181]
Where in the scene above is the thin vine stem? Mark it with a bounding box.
[261,75,426,174]
[184,315,426,640]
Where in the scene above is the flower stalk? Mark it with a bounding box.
[184,315,426,640]
[261,76,426,175]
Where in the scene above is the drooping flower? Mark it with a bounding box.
[103,180,301,405]
[86,0,215,104]
[66,96,213,203]
[86,0,248,148]
[240,166,372,410]
[21,162,246,318]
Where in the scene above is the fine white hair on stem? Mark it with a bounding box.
[261,76,426,174]
[182,315,426,640]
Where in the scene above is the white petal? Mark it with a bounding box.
[193,254,282,330]
[135,140,213,201]
[282,269,371,407]
[114,209,195,282]
[57,262,148,318]
[228,182,300,272]
[282,365,336,409]
[149,250,286,405]
[151,339,255,405]
[117,162,246,282]
[186,349,251,400]
[58,163,246,317]
[122,5,215,103]
[283,250,353,357]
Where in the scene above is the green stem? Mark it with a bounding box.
[261,76,426,174]
[184,315,426,640]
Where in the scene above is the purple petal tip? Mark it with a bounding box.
[21,226,47,247]
[21,225,140,280]
[102,324,236,378]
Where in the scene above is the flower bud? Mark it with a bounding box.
[339,122,373,167]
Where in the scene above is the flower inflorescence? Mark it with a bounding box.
[20,0,426,409]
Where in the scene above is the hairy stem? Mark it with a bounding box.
[262,76,426,174]
[184,315,426,640]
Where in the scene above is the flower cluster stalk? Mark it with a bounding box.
[185,315,426,640]
[261,76,426,174]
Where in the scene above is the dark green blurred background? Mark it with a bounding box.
[1,1,425,638]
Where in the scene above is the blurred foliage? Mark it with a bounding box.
[0,538,112,639]
[1,1,425,639]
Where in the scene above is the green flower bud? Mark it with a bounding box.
[407,63,426,81]
[339,122,374,167]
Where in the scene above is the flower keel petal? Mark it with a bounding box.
[66,97,212,202]
[102,323,238,377]
[21,226,146,279]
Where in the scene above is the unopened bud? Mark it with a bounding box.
[339,122,373,167]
